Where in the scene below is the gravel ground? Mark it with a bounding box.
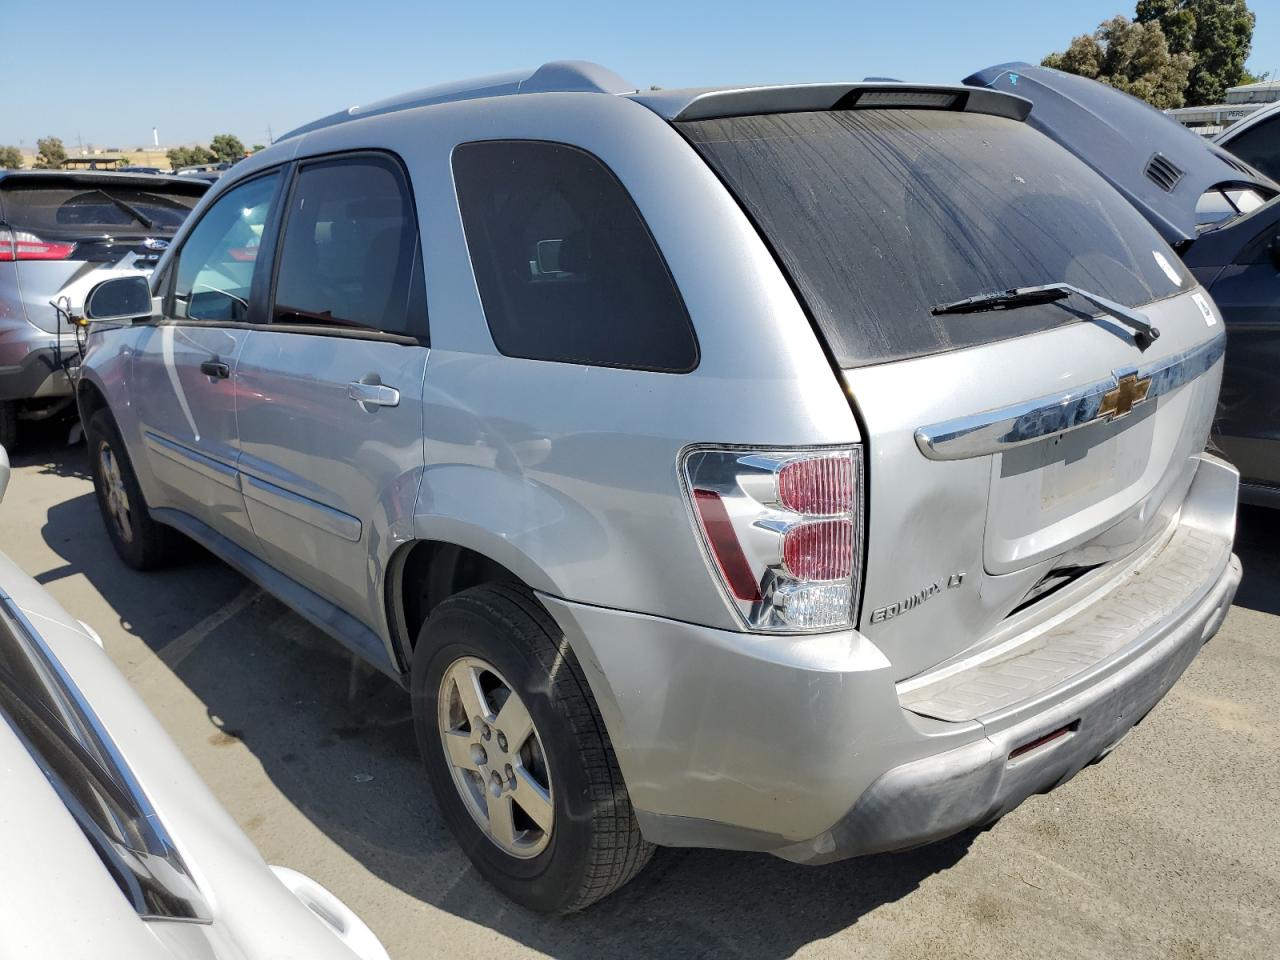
[2,424,1276,960]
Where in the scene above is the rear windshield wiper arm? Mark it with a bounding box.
[932,282,1161,350]
[92,189,154,230]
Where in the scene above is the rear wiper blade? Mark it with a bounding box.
[932,282,1161,350]
[91,189,154,230]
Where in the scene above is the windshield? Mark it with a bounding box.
[0,183,203,237]
[680,109,1192,367]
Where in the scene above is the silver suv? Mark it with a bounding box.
[76,62,1242,912]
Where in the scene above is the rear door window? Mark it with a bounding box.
[681,110,1191,367]
[452,140,697,372]
[271,154,426,340]
[171,172,280,322]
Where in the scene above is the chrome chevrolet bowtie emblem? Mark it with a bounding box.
[1099,373,1152,420]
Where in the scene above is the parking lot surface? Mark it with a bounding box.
[2,425,1277,960]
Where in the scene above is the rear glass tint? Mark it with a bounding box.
[452,140,698,372]
[1,181,204,237]
[680,110,1190,367]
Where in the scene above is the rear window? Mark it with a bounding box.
[0,181,203,237]
[681,110,1190,367]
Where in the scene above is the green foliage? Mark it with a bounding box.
[1042,16,1195,109]
[165,145,216,170]
[209,133,245,162]
[1135,0,1257,104]
[0,146,23,170]
[251,143,266,153]
[33,136,67,169]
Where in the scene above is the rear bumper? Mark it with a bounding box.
[542,454,1240,862]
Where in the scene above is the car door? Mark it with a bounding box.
[130,171,282,551]
[235,153,428,629]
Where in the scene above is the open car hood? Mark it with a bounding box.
[963,62,1278,247]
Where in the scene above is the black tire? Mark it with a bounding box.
[411,583,653,913]
[85,409,184,570]
[0,401,16,452]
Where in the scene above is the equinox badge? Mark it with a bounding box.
[870,573,965,624]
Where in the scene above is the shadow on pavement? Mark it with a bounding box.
[1234,504,1280,616]
[23,429,969,957]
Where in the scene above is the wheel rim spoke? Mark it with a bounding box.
[494,691,534,750]
[486,792,517,847]
[455,664,492,724]
[512,765,554,833]
[443,729,477,771]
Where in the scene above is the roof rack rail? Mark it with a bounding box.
[277,60,634,141]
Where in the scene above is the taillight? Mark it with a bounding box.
[683,447,863,632]
[0,227,76,261]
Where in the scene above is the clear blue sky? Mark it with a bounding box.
[5,0,1277,149]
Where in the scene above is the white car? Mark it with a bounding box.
[0,444,388,960]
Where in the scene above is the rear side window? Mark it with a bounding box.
[0,182,203,237]
[172,172,280,322]
[1222,111,1280,183]
[681,110,1191,367]
[272,154,426,339]
[452,140,697,372]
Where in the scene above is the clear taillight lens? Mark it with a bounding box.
[683,447,863,633]
[0,227,76,261]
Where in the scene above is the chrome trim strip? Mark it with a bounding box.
[143,431,239,490]
[241,473,363,543]
[0,590,211,922]
[915,335,1226,461]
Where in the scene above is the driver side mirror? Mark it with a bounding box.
[83,275,155,324]
[0,445,10,504]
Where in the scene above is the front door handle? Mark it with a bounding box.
[200,359,231,380]
[347,380,400,409]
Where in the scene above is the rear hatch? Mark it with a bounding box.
[680,102,1225,680]
[0,174,207,332]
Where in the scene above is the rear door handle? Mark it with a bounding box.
[347,380,400,408]
[200,360,231,380]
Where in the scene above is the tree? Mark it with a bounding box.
[1043,16,1195,109]
[0,146,22,170]
[1136,0,1257,104]
[33,136,67,169]
[251,144,266,153]
[209,133,245,162]
[165,144,216,169]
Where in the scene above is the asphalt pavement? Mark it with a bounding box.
[1,423,1276,960]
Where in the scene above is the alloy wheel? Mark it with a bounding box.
[98,441,133,544]
[437,656,554,858]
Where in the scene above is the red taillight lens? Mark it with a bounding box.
[0,228,76,261]
[778,455,854,515]
[782,519,854,581]
[683,447,863,632]
[692,489,762,602]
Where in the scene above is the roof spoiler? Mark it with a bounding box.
[633,83,1032,123]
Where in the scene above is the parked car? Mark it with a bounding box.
[0,171,209,449]
[966,63,1280,506]
[1217,100,1280,183]
[0,444,388,959]
[75,60,1241,912]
